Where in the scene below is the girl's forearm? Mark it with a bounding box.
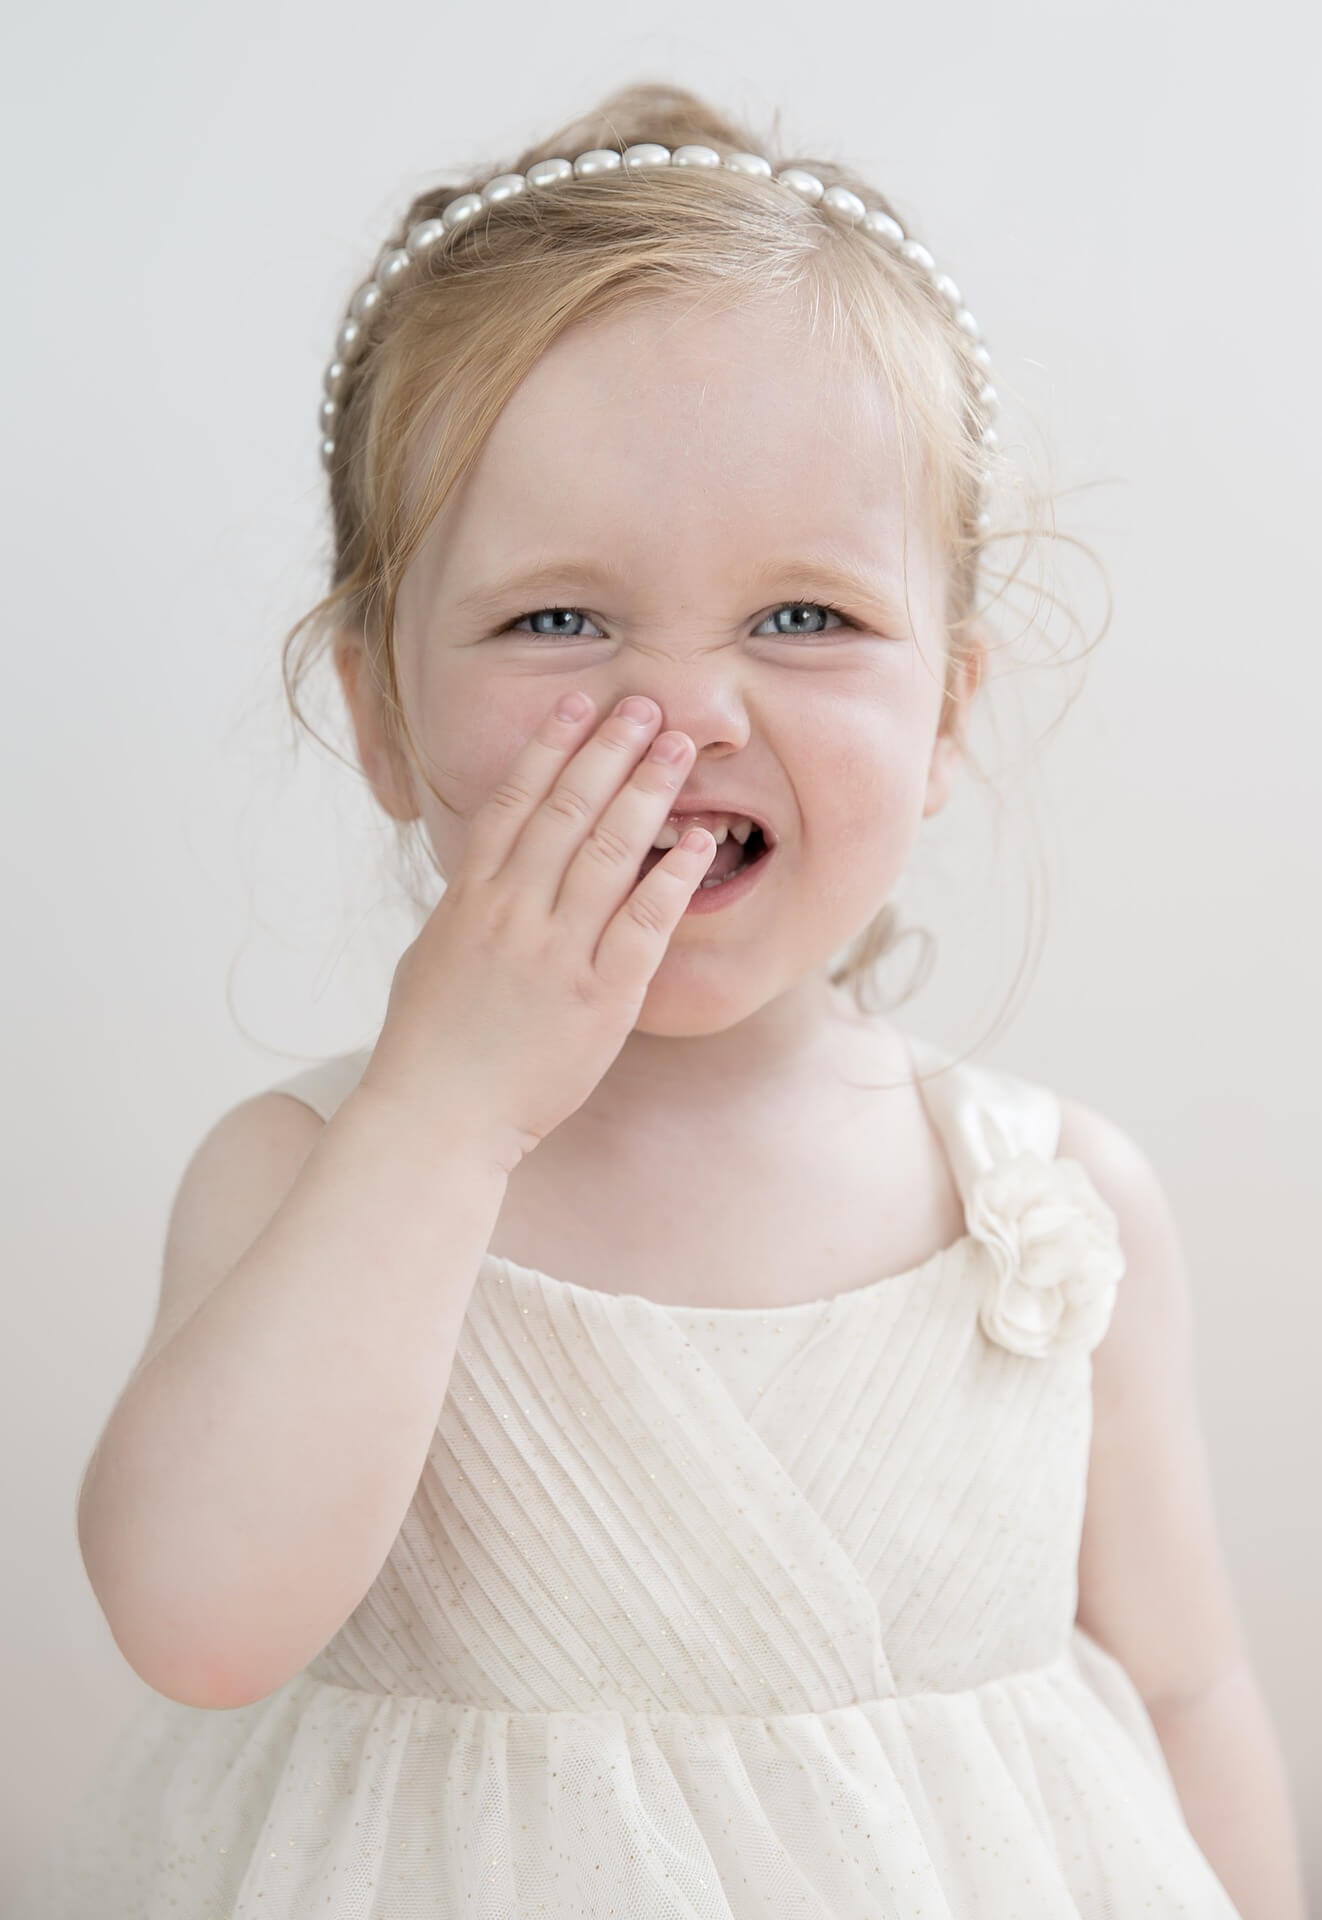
[1147,1662,1309,1920]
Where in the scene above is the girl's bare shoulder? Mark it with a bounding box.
[128,1089,325,1390]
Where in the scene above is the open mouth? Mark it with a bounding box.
[638,822,771,889]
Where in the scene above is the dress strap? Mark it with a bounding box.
[265,1047,373,1124]
[904,1031,1122,1359]
[904,1031,1063,1218]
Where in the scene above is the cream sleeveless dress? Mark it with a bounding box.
[8,1033,1243,1918]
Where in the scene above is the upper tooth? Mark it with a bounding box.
[650,814,756,851]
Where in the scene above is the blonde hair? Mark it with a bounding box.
[282,81,1103,1037]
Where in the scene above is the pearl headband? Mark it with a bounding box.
[319,142,999,530]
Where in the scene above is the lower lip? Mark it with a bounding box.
[681,842,776,915]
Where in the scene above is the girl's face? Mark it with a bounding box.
[344,296,977,1059]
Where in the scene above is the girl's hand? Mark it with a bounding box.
[358,693,715,1175]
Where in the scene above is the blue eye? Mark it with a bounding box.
[760,602,851,638]
[502,601,854,640]
[506,607,607,639]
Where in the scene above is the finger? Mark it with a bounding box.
[593,827,716,988]
[461,691,603,881]
[498,697,665,907]
[552,727,695,923]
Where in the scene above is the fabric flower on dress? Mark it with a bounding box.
[967,1152,1124,1358]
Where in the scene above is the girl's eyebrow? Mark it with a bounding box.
[451,555,912,624]
[451,557,631,613]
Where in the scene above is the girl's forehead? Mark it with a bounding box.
[496,300,906,470]
[403,301,941,609]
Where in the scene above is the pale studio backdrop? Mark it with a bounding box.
[3,0,1318,1901]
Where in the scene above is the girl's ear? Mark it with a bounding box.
[922,623,988,820]
[332,630,419,823]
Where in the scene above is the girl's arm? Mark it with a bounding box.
[1061,1098,1309,1920]
[78,1082,511,1712]
[1146,1663,1310,1920]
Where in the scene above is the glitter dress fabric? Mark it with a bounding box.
[9,1033,1243,1918]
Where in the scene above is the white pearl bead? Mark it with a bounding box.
[573,149,622,176]
[900,239,936,274]
[979,382,999,414]
[348,281,383,323]
[724,152,773,177]
[954,307,981,339]
[319,397,338,433]
[776,167,824,202]
[482,172,527,204]
[406,218,446,256]
[976,509,991,531]
[981,426,999,449]
[972,344,992,370]
[320,438,336,469]
[932,273,962,308]
[374,248,413,292]
[862,209,904,247]
[821,186,866,224]
[670,145,721,167]
[335,317,365,362]
[323,360,348,400]
[525,157,573,188]
[623,144,671,168]
[442,192,483,230]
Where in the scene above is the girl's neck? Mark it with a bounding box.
[550,979,904,1156]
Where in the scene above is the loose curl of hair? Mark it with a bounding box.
[281,81,1107,1072]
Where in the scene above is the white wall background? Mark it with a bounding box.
[3,0,1318,1902]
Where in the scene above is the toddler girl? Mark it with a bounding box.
[12,81,1307,1920]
